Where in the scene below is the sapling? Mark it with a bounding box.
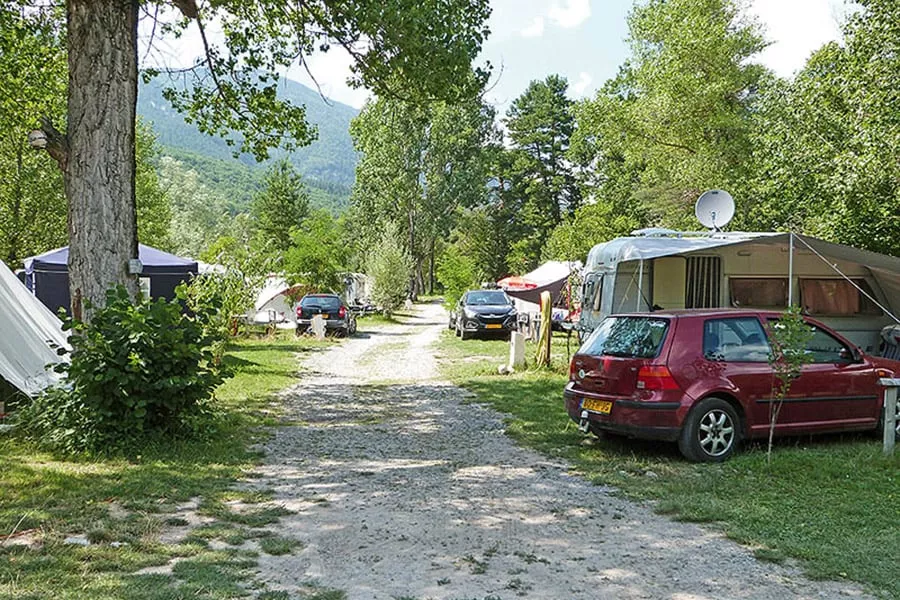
[766,305,814,464]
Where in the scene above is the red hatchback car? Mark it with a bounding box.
[565,309,900,462]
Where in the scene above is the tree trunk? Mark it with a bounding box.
[65,0,140,319]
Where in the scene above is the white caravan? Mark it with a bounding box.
[578,229,900,354]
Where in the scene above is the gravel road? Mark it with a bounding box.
[253,302,871,600]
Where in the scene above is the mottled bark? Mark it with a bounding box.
[65,0,140,318]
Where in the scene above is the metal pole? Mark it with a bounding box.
[636,259,644,311]
[788,232,794,306]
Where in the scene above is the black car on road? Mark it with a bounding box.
[451,289,517,340]
[296,294,356,337]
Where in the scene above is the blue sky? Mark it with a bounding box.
[143,0,853,112]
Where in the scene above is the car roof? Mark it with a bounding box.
[301,294,340,299]
[611,308,785,320]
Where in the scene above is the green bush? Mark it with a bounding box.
[436,244,479,308]
[182,266,262,364]
[18,287,224,453]
[366,224,412,316]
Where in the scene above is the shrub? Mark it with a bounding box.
[436,244,479,308]
[18,287,224,453]
[366,224,413,316]
[182,265,262,364]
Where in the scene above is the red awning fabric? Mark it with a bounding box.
[498,276,538,290]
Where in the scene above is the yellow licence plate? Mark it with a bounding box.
[582,399,612,414]
[485,323,502,329]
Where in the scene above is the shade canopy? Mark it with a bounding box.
[501,261,580,305]
[22,244,199,315]
[24,244,198,275]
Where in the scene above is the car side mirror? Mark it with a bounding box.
[838,347,859,363]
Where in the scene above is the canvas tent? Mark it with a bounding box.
[0,259,69,396]
[252,277,302,326]
[23,244,198,314]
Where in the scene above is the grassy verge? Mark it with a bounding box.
[437,328,900,599]
[0,332,331,599]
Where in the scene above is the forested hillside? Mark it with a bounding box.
[161,148,351,216]
[138,72,359,191]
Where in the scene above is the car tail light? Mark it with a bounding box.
[338,305,346,318]
[296,306,303,317]
[637,366,681,391]
[569,359,577,380]
[876,368,894,378]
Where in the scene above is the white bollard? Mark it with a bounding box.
[878,378,898,456]
[509,331,526,370]
[311,314,327,340]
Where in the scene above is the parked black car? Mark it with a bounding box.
[296,294,356,337]
[451,289,517,340]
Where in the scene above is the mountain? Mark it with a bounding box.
[137,72,359,209]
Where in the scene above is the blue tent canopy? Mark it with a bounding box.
[23,244,198,315]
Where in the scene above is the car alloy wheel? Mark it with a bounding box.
[678,397,741,462]
[697,409,735,457]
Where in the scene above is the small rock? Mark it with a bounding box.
[64,535,90,546]
[110,541,129,548]
[644,470,659,479]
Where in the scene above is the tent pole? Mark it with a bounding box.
[788,232,794,306]
[637,259,644,311]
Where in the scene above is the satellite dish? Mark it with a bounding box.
[695,189,735,230]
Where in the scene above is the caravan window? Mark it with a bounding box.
[800,279,881,316]
[730,278,788,309]
[581,275,603,312]
[592,276,603,312]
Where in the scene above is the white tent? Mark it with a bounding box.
[0,260,69,396]
[251,277,300,326]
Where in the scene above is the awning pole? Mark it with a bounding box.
[788,232,794,306]
[637,259,644,311]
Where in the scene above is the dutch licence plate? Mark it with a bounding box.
[582,398,612,414]
[485,323,502,329]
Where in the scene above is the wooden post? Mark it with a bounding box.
[536,291,552,367]
[877,378,898,456]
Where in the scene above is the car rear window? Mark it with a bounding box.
[465,291,511,305]
[301,296,341,310]
[580,316,669,358]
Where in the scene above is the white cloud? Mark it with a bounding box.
[521,16,545,38]
[571,71,593,97]
[547,0,591,29]
[749,0,848,77]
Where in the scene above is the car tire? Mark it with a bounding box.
[448,318,455,330]
[678,397,741,463]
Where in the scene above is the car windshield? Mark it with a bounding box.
[580,316,669,358]
[465,291,511,306]
[301,296,341,310]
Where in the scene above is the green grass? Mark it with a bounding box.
[436,328,900,599]
[0,331,328,599]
